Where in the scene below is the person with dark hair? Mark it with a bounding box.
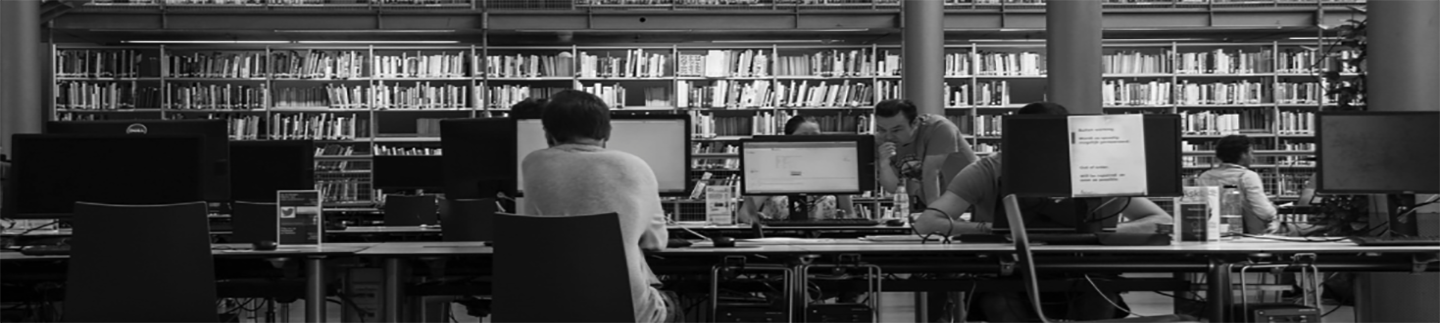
[872,99,978,211]
[508,97,549,119]
[519,89,679,322]
[737,116,856,223]
[1197,134,1277,234]
[910,102,1175,321]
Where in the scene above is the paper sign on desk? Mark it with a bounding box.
[277,190,323,246]
[1067,115,1148,197]
[706,185,735,225]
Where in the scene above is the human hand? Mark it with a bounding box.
[878,142,897,161]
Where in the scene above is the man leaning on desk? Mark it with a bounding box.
[911,102,1176,321]
[518,89,681,323]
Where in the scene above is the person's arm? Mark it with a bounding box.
[738,196,769,224]
[913,192,990,235]
[1114,197,1174,234]
[920,155,948,204]
[919,120,972,204]
[1241,171,1277,222]
[877,144,900,193]
[631,159,669,251]
[837,195,856,217]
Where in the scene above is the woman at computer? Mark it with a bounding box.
[736,116,857,223]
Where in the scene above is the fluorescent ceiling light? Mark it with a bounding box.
[1289,37,1340,40]
[122,40,290,44]
[276,30,457,33]
[1106,38,1211,42]
[296,41,460,44]
[712,40,826,44]
[969,39,1045,42]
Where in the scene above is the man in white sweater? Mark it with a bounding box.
[519,89,675,322]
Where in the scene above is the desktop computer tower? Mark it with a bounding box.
[1229,303,1320,323]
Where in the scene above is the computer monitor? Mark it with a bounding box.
[373,156,445,191]
[230,141,315,203]
[46,119,230,201]
[996,114,1182,233]
[1316,111,1439,194]
[515,114,692,196]
[739,135,875,195]
[441,118,516,199]
[8,134,207,219]
[1002,114,1183,198]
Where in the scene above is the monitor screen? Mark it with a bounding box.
[10,134,207,218]
[441,118,515,199]
[739,135,875,195]
[1002,114,1182,198]
[46,119,230,201]
[374,156,446,191]
[515,115,691,195]
[230,141,315,203]
[1317,112,1440,194]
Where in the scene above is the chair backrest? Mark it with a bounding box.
[1003,194,1054,323]
[231,201,277,244]
[66,202,218,322]
[492,212,635,322]
[383,194,438,226]
[441,198,497,242]
[939,151,977,190]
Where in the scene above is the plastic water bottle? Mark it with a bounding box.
[893,180,910,219]
[1220,185,1244,236]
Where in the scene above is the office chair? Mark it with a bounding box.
[441,198,497,242]
[65,202,219,322]
[231,201,278,244]
[384,194,439,226]
[493,212,634,322]
[1002,195,1197,323]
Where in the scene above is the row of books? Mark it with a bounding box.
[1103,80,1171,106]
[975,114,1007,137]
[944,52,973,77]
[1277,141,1315,151]
[1175,80,1269,105]
[486,53,574,78]
[319,179,369,204]
[976,52,1044,76]
[166,52,267,79]
[275,86,335,108]
[165,83,267,110]
[56,50,148,78]
[170,114,264,140]
[974,143,998,154]
[1175,49,1273,75]
[55,82,160,110]
[270,113,369,140]
[580,83,627,108]
[1276,111,1315,135]
[415,118,445,137]
[690,110,873,137]
[374,145,441,156]
[486,85,567,109]
[373,82,470,110]
[692,142,739,155]
[579,50,670,78]
[1104,51,1171,75]
[679,80,884,109]
[316,144,360,171]
[692,158,739,171]
[775,50,879,77]
[1179,110,1271,135]
[373,53,469,79]
[272,50,366,79]
[1274,82,1325,105]
[677,50,769,78]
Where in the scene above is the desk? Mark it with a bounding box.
[0,243,377,323]
[359,239,1439,323]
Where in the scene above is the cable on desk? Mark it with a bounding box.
[1084,274,1161,318]
[1321,304,1342,318]
[1225,233,1348,242]
[1087,197,1132,224]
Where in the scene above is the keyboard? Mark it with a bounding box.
[763,219,880,227]
[1350,236,1440,246]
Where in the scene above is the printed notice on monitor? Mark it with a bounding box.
[1067,115,1147,197]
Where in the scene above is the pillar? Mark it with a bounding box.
[1046,0,1102,114]
[1,0,45,156]
[902,0,943,115]
[1356,1,1440,322]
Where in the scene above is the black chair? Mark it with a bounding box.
[65,202,218,322]
[1002,194,1197,323]
[493,212,635,322]
[441,198,497,242]
[384,194,439,226]
[231,201,277,244]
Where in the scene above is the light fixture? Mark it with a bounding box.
[276,30,458,33]
[121,40,290,44]
[712,40,827,44]
[295,40,460,44]
[1289,37,1340,40]
[968,39,1045,43]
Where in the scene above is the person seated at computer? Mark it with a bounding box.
[912,102,1175,321]
[873,99,978,212]
[737,116,857,223]
[1197,134,1278,234]
[518,89,679,322]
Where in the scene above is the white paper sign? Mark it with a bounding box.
[705,185,735,225]
[1067,115,1148,197]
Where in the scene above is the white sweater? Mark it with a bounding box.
[520,143,670,321]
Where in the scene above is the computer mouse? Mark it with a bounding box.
[885,219,907,227]
[712,236,736,248]
[252,240,278,251]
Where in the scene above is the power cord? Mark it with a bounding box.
[1086,198,1132,224]
[1083,274,1159,318]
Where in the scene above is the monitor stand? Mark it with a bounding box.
[1381,194,1420,237]
[787,194,812,221]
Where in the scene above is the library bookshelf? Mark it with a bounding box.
[49,40,1355,208]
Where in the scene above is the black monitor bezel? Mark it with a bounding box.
[1000,113,1183,199]
[513,113,693,197]
[9,134,208,219]
[1315,111,1440,195]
